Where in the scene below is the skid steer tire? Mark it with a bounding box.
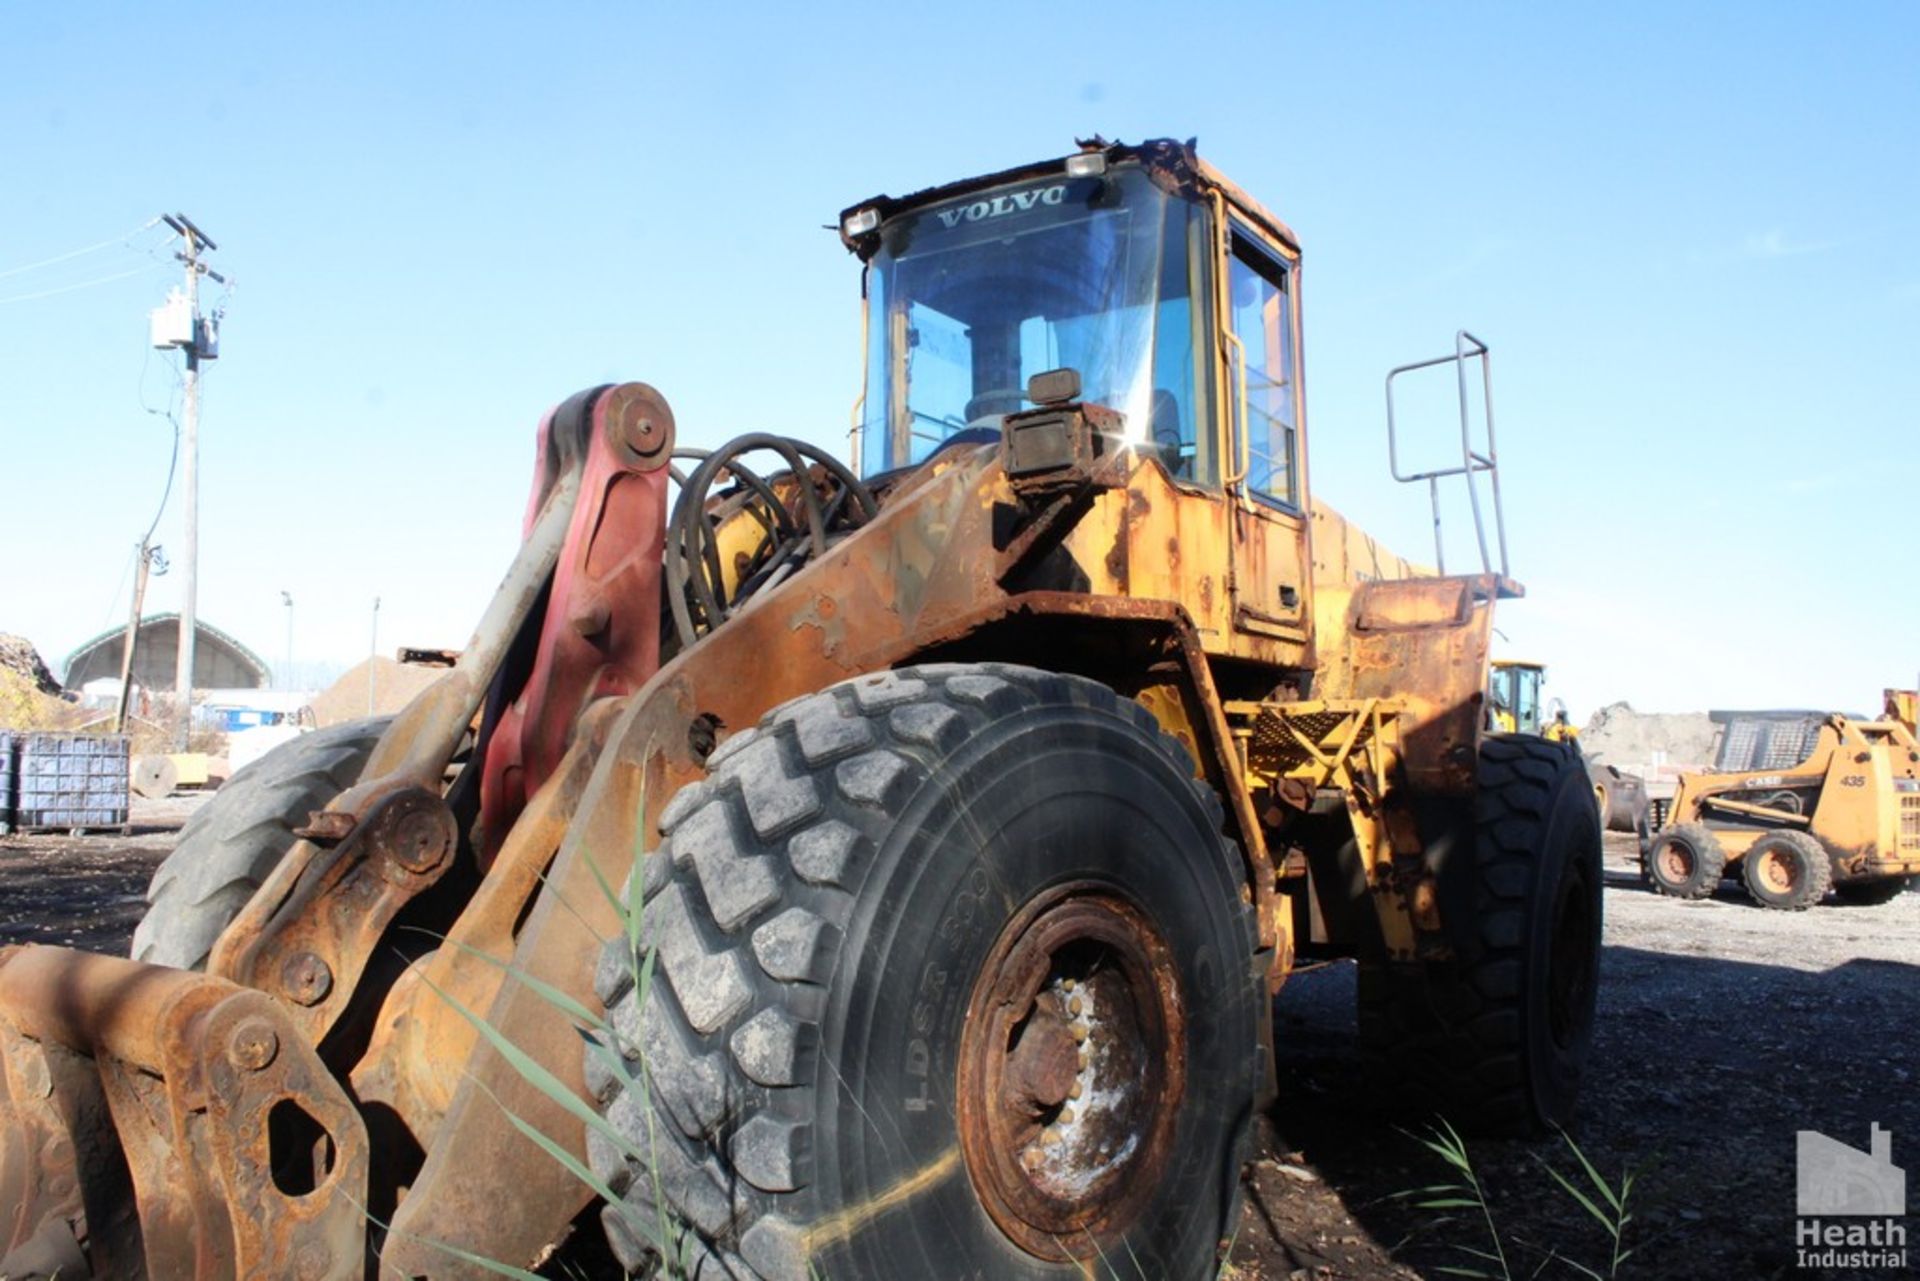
[130,718,389,970]
[1740,830,1831,910]
[587,664,1264,1281]
[1835,876,1914,906]
[1358,735,1602,1135]
[1642,822,1725,899]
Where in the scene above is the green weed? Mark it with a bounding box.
[1395,1119,1645,1280]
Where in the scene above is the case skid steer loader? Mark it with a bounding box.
[1645,702,1920,909]
[0,139,1601,1281]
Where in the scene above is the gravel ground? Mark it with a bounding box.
[1227,833,1920,1281]
[2,821,1914,1279]
[0,795,192,951]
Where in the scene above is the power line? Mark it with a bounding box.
[0,264,159,306]
[137,334,186,419]
[99,542,138,633]
[141,411,182,548]
[0,219,163,281]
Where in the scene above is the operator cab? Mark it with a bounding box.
[1488,660,1546,736]
[840,139,1303,511]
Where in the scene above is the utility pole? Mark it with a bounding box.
[368,596,381,716]
[281,591,295,691]
[113,543,166,732]
[158,213,222,749]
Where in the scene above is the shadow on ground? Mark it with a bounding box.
[1227,938,1920,1280]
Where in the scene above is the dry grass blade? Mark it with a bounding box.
[1536,1128,1639,1279]
[362,1201,547,1281]
[1394,1120,1511,1281]
[405,928,611,1032]
[1540,1162,1611,1236]
[1556,1126,1624,1214]
[418,971,653,1170]
[464,1072,671,1254]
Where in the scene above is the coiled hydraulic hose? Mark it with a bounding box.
[663,434,878,650]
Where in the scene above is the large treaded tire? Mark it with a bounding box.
[131,718,388,970]
[1740,830,1832,910]
[1642,822,1725,899]
[1358,734,1602,1135]
[587,664,1263,1281]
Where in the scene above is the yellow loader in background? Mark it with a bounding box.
[1489,659,1650,847]
[1889,687,1918,736]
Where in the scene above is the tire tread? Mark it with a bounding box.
[589,663,1252,1279]
[130,718,387,969]
[1359,733,1598,1135]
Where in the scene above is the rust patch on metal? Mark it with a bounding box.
[217,784,458,1039]
[955,885,1184,1263]
[292,811,355,843]
[0,946,369,1279]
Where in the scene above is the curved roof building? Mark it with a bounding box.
[63,613,270,691]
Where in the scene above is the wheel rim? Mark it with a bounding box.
[1656,840,1695,886]
[1755,847,1800,895]
[956,884,1185,1262]
[1547,859,1597,1050]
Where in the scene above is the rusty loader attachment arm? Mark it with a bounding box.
[0,382,675,1277]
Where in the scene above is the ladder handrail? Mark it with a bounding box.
[1384,330,1508,578]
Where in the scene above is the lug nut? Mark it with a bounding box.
[1041,1127,1062,1147]
[1068,995,1084,1017]
[1059,1106,1075,1125]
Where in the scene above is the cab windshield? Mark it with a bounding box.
[860,166,1207,479]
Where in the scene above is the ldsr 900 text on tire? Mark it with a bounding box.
[588,664,1264,1280]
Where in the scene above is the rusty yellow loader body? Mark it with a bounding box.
[0,140,1601,1281]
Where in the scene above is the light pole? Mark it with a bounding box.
[368,596,382,716]
[281,591,294,692]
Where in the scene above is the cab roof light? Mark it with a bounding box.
[842,207,881,238]
[1064,151,1108,179]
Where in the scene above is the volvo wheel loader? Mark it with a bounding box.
[1645,703,1920,909]
[1488,659,1651,848]
[0,139,1601,1281]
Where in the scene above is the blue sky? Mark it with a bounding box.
[2,3,1914,717]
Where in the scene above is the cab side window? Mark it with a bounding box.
[1226,235,1299,508]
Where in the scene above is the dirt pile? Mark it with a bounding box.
[0,670,82,731]
[0,634,60,695]
[308,656,444,726]
[0,635,83,731]
[1580,701,1718,769]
